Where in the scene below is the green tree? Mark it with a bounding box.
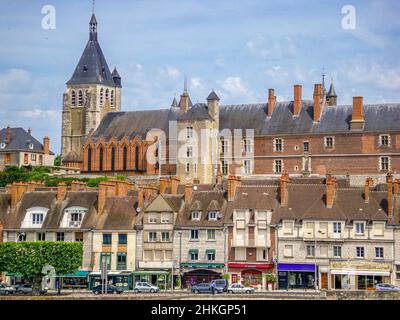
[0,242,83,294]
[54,155,61,166]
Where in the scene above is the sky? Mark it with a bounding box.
[0,0,399,154]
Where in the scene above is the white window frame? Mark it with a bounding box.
[333,246,342,258]
[191,211,201,221]
[243,138,253,153]
[273,138,283,152]
[185,162,190,173]
[186,126,193,139]
[306,245,315,257]
[380,156,390,171]
[274,159,283,174]
[221,160,229,175]
[355,222,365,235]
[161,231,170,242]
[379,134,390,147]
[190,229,199,240]
[208,211,218,220]
[148,232,157,242]
[356,246,365,258]
[207,229,216,241]
[324,136,335,148]
[333,222,342,234]
[243,159,252,175]
[375,247,384,259]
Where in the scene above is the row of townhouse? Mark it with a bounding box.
[0,174,400,291]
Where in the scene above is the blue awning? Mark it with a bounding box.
[59,270,90,277]
[277,264,316,272]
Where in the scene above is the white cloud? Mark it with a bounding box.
[219,76,249,95]
[246,34,297,60]
[0,68,32,93]
[159,65,181,80]
[190,77,203,90]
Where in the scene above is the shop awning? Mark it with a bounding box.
[59,270,90,277]
[330,270,390,276]
[133,271,169,275]
[189,249,199,254]
[206,249,216,254]
[181,262,224,269]
[277,264,316,272]
[89,271,133,276]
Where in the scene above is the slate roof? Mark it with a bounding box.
[327,83,337,97]
[67,14,115,87]
[95,196,137,230]
[89,101,400,142]
[0,127,54,154]
[207,90,220,101]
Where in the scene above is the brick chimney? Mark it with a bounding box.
[43,136,50,155]
[350,96,365,130]
[388,175,394,218]
[313,84,323,122]
[394,178,400,196]
[6,126,11,144]
[364,177,373,203]
[267,88,276,117]
[293,85,302,116]
[28,128,32,135]
[57,182,68,202]
[170,176,180,195]
[137,186,144,212]
[326,175,336,208]
[159,177,170,194]
[279,171,290,206]
[227,175,241,201]
[98,182,115,214]
[179,92,190,113]
[10,182,28,209]
[185,183,193,203]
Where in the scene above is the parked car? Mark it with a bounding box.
[134,282,160,293]
[375,284,400,292]
[191,282,222,294]
[0,284,15,295]
[227,283,255,294]
[92,284,123,295]
[15,284,47,295]
[211,279,228,292]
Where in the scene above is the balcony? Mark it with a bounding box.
[138,260,174,269]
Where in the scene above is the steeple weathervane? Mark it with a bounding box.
[89,1,97,41]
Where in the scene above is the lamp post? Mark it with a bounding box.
[178,230,182,290]
[309,226,324,291]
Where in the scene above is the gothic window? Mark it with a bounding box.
[84,90,89,105]
[71,90,76,106]
[100,88,104,106]
[110,90,114,107]
[99,147,104,171]
[105,89,109,101]
[123,146,128,171]
[78,90,83,106]
[135,145,140,170]
[87,147,92,172]
[111,147,116,171]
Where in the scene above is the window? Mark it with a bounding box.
[243,139,252,153]
[380,156,390,171]
[356,247,365,258]
[375,247,384,259]
[24,153,28,164]
[185,163,190,173]
[31,154,36,161]
[110,147,116,171]
[105,89,109,101]
[190,229,199,240]
[39,155,43,165]
[207,229,216,240]
[324,136,334,148]
[18,233,26,242]
[110,90,114,107]
[100,253,111,270]
[148,232,157,242]
[221,140,229,153]
[274,159,282,173]
[78,90,83,106]
[243,159,252,175]
[70,212,83,227]
[71,90,76,105]
[235,248,246,260]
[379,135,390,147]
[117,253,127,270]
[283,221,294,235]
[118,233,127,245]
[274,138,283,152]
[396,265,400,280]
[333,222,342,234]
[208,211,218,220]
[161,232,170,242]
[186,126,193,139]
[148,215,157,224]
[0,142,6,149]
[32,213,44,225]
[221,160,229,175]
[355,223,365,235]
[284,245,293,257]
[103,233,112,245]
[161,214,170,224]
[75,232,83,242]
[37,232,46,241]
[56,232,65,241]
[333,246,342,258]
[99,88,104,106]
[191,211,201,221]
[189,250,198,261]
[186,146,193,158]
[207,250,216,261]
[303,141,309,153]
[307,245,315,257]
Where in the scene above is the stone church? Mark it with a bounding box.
[61,14,400,184]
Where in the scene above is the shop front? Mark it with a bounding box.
[89,271,133,290]
[181,263,224,288]
[228,263,274,289]
[133,271,169,290]
[57,270,90,289]
[277,264,317,289]
[330,261,391,290]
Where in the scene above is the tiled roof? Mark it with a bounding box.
[0,127,54,154]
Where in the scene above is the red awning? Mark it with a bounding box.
[228,263,274,269]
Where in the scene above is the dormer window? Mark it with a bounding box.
[191,211,201,221]
[29,143,34,150]
[22,207,49,228]
[208,211,218,220]
[83,66,88,72]
[0,142,6,149]
[32,213,44,225]
[63,207,87,228]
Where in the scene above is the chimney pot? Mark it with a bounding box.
[350,96,365,130]
[313,84,323,122]
[6,126,11,144]
[293,85,302,116]
[279,171,290,206]
[43,136,50,155]
[268,88,276,117]
[326,175,336,208]
[185,183,193,203]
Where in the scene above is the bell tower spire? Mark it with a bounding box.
[89,1,97,41]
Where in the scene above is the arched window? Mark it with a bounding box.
[71,90,76,106]
[87,147,92,172]
[135,145,140,170]
[78,90,83,106]
[110,90,114,107]
[100,88,104,106]
[123,146,128,171]
[111,147,116,171]
[99,147,104,171]
[105,89,109,101]
[84,90,89,105]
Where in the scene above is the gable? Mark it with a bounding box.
[144,194,174,212]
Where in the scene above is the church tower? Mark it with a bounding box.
[61,13,122,167]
